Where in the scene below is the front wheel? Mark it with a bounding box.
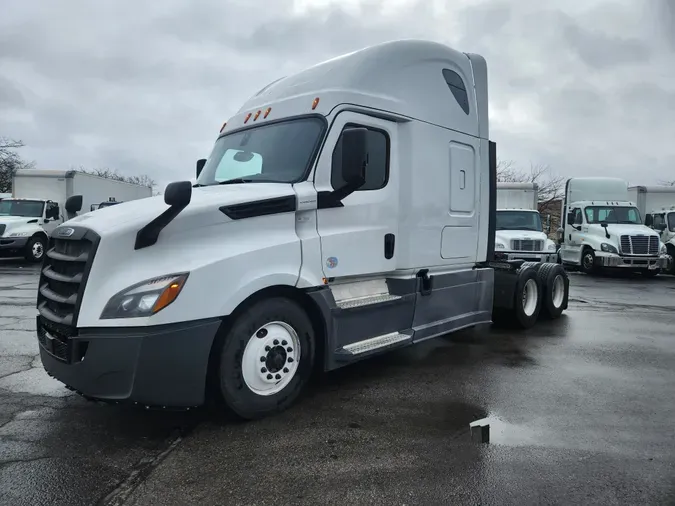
[216,297,316,420]
[24,235,46,263]
[580,248,596,275]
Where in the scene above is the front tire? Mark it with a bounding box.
[24,235,46,263]
[580,248,596,275]
[217,297,316,420]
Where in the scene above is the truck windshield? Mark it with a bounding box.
[584,206,640,224]
[196,117,325,186]
[496,210,542,231]
[669,212,675,232]
[0,199,44,218]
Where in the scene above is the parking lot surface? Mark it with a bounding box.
[1,260,674,505]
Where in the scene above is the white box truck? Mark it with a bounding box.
[0,170,153,262]
[559,177,670,276]
[629,185,675,274]
[495,182,557,263]
[36,40,571,420]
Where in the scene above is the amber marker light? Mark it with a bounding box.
[263,107,272,118]
[312,97,320,110]
[244,112,252,123]
[152,275,188,314]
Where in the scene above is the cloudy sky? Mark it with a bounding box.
[1,0,673,190]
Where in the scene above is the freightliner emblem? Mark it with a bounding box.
[57,227,75,237]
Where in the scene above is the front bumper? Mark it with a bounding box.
[0,236,28,251]
[37,315,222,407]
[495,250,558,263]
[595,252,670,270]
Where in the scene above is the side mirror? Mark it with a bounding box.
[655,222,667,231]
[340,128,368,188]
[196,159,206,179]
[600,221,608,228]
[645,214,653,227]
[567,211,575,226]
[164,181,192,208]
[65,195,83,214]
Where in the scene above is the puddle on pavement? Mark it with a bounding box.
[469,414,548,447]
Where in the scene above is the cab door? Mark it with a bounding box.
[560,207,584,264]
[313,112,399,279]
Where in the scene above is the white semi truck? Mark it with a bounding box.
[559,177,670,276]
[0,170,153,262]
[495,182,557,263]
[36,40,570,420]
[629,185,675,274]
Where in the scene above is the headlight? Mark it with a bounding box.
[661,244,668,255]
[9,232,30,237]
[495,243,505,249]
[600,243,618,254]
[547,243,556,251]
[100,273,189,319]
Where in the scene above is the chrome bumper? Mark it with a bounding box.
[495,251,558,263]
[596,252,669,269]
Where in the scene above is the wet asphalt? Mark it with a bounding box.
[1,260,674,506]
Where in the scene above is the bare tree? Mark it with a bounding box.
[75,166,156,189]
[0,137,34,193]
[496,159,565,206]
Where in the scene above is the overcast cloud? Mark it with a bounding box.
[1,0,673,190]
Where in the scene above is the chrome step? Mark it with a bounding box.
[342,331,411,355]
[336,293,401,309]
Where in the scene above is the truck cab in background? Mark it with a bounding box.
[0,197,64,262]
[0,170,153,262]
[559,177,669,276]
[628,185,675,275]
[645,207,675,274]
[495,182,557,263]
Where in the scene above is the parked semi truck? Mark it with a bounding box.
[495,182,557,263]
[0,170,153,262]
[36,40,570,420]
[629,185,675,274]
[559,177,670,276]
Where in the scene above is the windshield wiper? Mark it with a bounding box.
[218,178,255,185]
[217,178,284,185]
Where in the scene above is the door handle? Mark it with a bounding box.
[384,233,395,259]
[459,170,466,190]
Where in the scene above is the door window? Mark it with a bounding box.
[573,208,583,225]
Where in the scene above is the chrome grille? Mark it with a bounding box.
[619,235,659,255]
[511,239,543,252]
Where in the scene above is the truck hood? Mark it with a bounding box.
[598,224,659,238]
[495,229,547,242]
[0,216,39,224]
[65,183,296,235]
